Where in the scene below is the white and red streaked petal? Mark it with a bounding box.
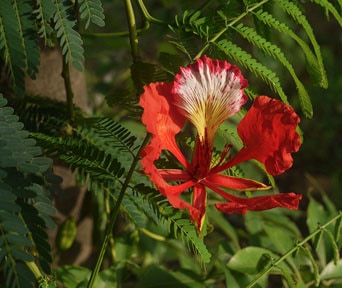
[172,55,248,144]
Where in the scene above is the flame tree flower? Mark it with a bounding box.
[139,56,302,233]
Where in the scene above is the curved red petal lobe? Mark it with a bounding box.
[140,82,202,222]
[230,96,301,175]
[140,82,190,168]
[215,192,302,214]
[205,174,270,191]
[205,181,302,213]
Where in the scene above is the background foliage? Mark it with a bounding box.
[0,0,341,287]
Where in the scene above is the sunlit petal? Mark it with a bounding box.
[212,96,301,175]
[172,55,248,144]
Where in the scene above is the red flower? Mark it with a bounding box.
[139,56,302,233]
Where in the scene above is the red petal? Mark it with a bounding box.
[192,184,207,234]
[215,192,302,214]
[172,55,248,143]
[140,82,190,168]
[225,96,301,175]
[205,174,270,191]
[205,181,301,213]
[140,83,203,220]
[158,169,193,181]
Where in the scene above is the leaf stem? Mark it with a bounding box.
[136,0,166,25]
[124,0,140,62]
[87,133,151,288]
[246,211,342,288]
[26,261,43,280]
[61,60,74,121]
[194,0,270,59]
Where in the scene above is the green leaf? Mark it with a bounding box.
[137,264,204,288]
[233,23,313,118]
[0,2,26,95]
[264,223,295,254]
[78,0,105,29]
[13,0,40,79]
[324,228,340,264]
[53,0,84,71]
[54,266,91,287]
[34,0,57,46]
[227,246,285,274]
[253,9,327,89]
[309,0,342,27]
[216,39,289,104]
[320,259,342,280]
[7,233,32,247]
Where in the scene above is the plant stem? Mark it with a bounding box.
[61,60,75,121]
[194,0,270,59]
[124,0,140,62]
[136,0,166,25]
[87,134,151,288]
[246,211,342,288]
[26,261,43,280]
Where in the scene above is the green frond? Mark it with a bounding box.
[216,39,289,104]
[119,190,160,228]
[309,0,342,26]
[33,0,57,46]
[32,132,126,188]
[158,52,186,76]
[0,94,55,286]
[78,0,105,29]
[169,10,207,60]
[86,117,139,157]
[168,212,212,264]
[13,0,40,79]
[277,0,327,88]
[53,0,84,71]
[233,23,313,118]
[12,95,70,134]
[134,184,212,264]
[131,61,172,94]
[253,9,327,89]
[0,2,26,95]
[106,80,140,114]
[107,62,173,111]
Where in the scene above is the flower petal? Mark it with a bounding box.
[140,82,190,168]
[205,174,270,191]
[140,83,203,221]
[219,96,301,175]
[172,55,248,144]
[158,169,193,181]
[192,184,207,234]
[206,181,302,214]
[215,192,302,214]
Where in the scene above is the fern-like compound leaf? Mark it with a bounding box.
[253,9,326,89]
[216,39,289,104]
[78,0,105,29]
[277,0,327,89]
[32,132,126,188]
[309,0,342,26]
[13,0,40,80]
[134,184,212,264]
[54,0,84,71]
[89,117,139,157]
[34,0,57,46]
[0,94,55,286]
[233,23,313,118]
[0,2,25,95]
